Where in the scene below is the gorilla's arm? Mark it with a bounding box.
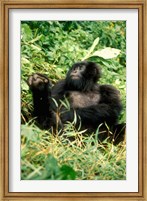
[27,73,52,129]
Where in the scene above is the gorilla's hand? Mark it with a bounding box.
[27,73,50,91]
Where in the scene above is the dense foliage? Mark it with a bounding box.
[21,21,126,180]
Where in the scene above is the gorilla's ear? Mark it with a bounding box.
[93,63,101,82]
[84,61,101,82]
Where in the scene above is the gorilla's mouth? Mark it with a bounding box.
[70,75,80,80]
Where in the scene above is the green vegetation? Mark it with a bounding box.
[21,21,126,180]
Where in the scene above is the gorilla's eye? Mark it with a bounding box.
[79,65,85,70]
[79,65,83,70]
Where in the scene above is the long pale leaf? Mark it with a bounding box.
[82,37,99,60]
[91,47,121,59]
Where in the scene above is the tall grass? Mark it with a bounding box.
[21,122,126,180]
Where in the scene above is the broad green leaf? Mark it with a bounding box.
[60,165,76,180]
[21,24,32,41]
[21,80,29,91]
[91,47,121,59]
[21,125,36,141]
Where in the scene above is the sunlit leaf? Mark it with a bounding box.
[21,24,32,41]
[91,47,121,59]
[82,37,99,60]
[87,37,100,55]
[30,44,42,51]
[29,34,43,43]
[21,80,29,91]
[21,57,30,64]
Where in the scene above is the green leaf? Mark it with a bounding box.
[30,44,42,51]
[60,165,76,180]
[29,34,43,43]
[21,125,36,141]
[45,154,59,173]
[21,24,33,41]
[21,57,30,64]
[21,80,29,91]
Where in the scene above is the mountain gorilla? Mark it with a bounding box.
[27,61,125,144]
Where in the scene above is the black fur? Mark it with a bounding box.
[27,61,125,144]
